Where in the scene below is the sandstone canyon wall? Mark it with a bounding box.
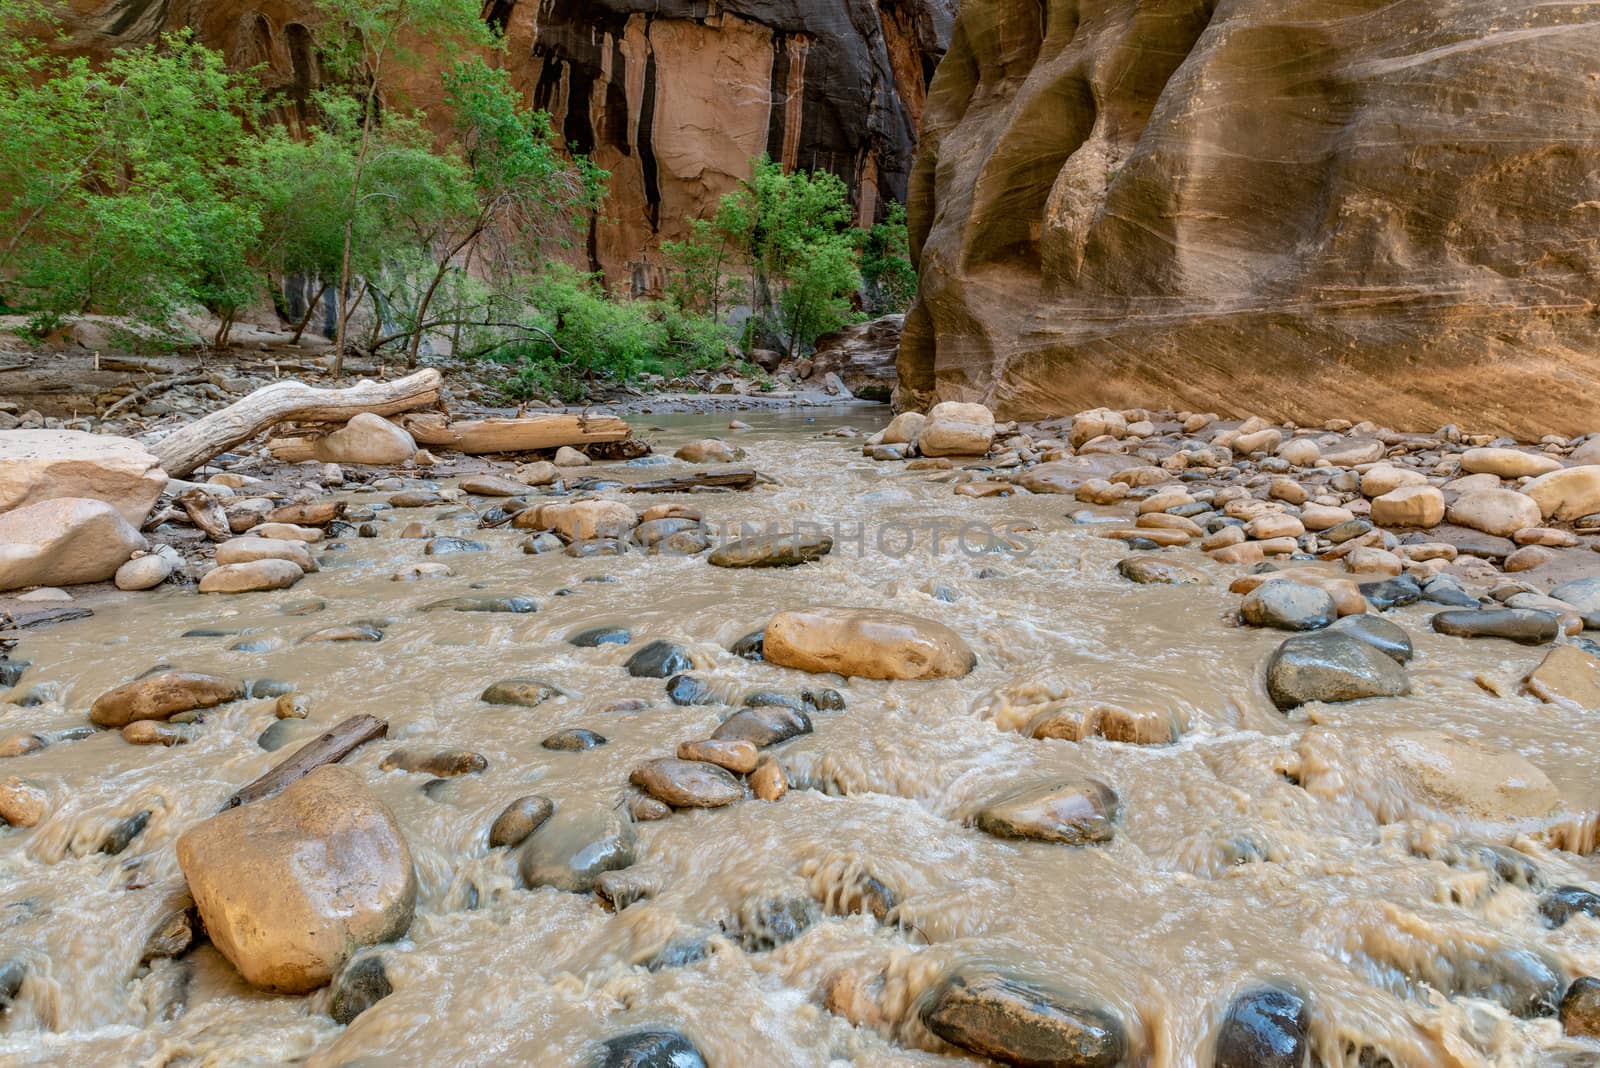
[57,0,955,288]
[900,0,1600,437]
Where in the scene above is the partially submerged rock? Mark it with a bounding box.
[176,765,417,993]
[90,672,244,728]
[1265,632,1409,710]
[763,607,976,680]
[921,965,1126,1068]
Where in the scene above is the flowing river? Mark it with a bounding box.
[1,409,1598,1067]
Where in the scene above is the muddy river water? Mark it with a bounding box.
[2,409,1598,1066]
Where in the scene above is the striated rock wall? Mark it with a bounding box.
[900,0,1600,437]
[57,0,955,288]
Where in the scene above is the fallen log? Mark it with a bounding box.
[624,466,761,493]
[396,411,631,455]
[220,713,388,810]
[150,369,443,478]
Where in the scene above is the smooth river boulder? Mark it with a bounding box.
[0,429,167,525]
[1265,632,1409,710]
[176,765,417,993]
[974,779,1120,845]
[89,672,245,728]
[0,497,146,592]
[199,558,304,594]
[916,401,996,457]
[312,413,416,465]
[763,607,976,680]
[1524,465,1600,521]
[1213,984,1310,1068]
[921,965,1126,1068]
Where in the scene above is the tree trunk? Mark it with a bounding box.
[395,411,632,454]
[149,368,443,477]
[290,280,330,344]
[333,77,382,377]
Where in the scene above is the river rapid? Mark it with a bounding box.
[2,409,1598,1067]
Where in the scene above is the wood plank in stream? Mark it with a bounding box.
[624,466,760,493]
[220,714,388,811]
[0,605,95,637]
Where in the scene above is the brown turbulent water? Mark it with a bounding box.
[2,409,1598,1067]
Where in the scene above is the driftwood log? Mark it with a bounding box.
[395,411,632,454]
[150,369,443,477]
[624,466,760,493]
[220,714,388,810]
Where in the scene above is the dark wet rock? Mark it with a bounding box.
[1265,632,1410,710]
[974,779,1119,846]
[257,719,301,752]
[665,674,717,706]
[625,640,692,679]
[595,867,661,912]
[519,808,637,894]
[1323,519,1374,544]
[0,658,27,687]
[1422,577,1480,607]
[630,758,744,808]
[480,679,562,707]
[803,688,847,712]
[1360,575,1422,611]
[299,623,384,644]
[330,954,392,1026]
[642,937,710,972]
[1542,885,1600,927]
[1552,577,1600,630]
[1327,615,1413,663]
[181,627,242,638]
[89,672,244,728]
[279,598,326,616]
[1241,583,1336,632]
[541,728,607,751]
[921,965,1126,1068]
[489,795,555,849]
[229,638,279,653]
[0,957,24,1010]
[422,596,537,614]
[138,906,197,967]
[709,531,833,568]
[742,690,808,712]
[729,630,765,661]
[729,894,818,952]
[358,523,379,538]
[1214,983,1309,1068]
[1446,947,1562,1018]
[1116,557,1209,585]
[712,704,813,748]
[649,528,712,556]
[569,625,631,647]
[100,810,151,855]
[565,538,626,558]
[380,748,487,777]
[630,517,706,549]
[1562,977,1600,1039]
[424,537,486,556]
[1432,841,1541,888]
[244,678,296,699]
[1431,609,1560,645]
[1449,533,1516,560]
[593,1029,707,1068]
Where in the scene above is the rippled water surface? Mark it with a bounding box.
[2,409,1598,1066]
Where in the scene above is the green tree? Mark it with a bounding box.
[311,0,497,372]
[390,58,605,366]
[861,200,917,315]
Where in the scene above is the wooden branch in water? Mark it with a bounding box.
[396,411,632,455]
[220,714,388,811]
[149,369,443,478]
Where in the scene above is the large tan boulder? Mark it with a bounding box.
[1386,731,1558,821]
[1445,489,1542,538]
[1370,486,1444,528]
[916,402,995,457]
[1460,447,1561,479]
[176,765,416,994]
[764,607,976,680]
[312,413,416,466]
[0,498,145,592]
[516,499,638,542]
[0,430,167,525]
[199,559,304,594]
[1524,466,1600,521]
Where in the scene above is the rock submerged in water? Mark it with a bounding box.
[480,679,563,707]
[712,704,812,748]
[763,607,976,680]
[1431,608,1560,645]
[1213,983,1310,1068]
[708,530,833,568]
[329,954,392,1025]
[518,808,637,893]
[921,965,1126,1068]
[975,779,1120,845]
[488,795,555,849]
[592,1029,707,1068]
[89,672,244,728]
[1265,632,1409,710]
[175,766,417,994]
